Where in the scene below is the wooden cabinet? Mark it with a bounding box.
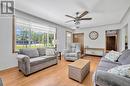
[85,48,105,56]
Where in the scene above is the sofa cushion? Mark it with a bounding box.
[46,49,55,56]
[30,56,56,66]
[108,64,130,78]
[19,48,39,58]
[97,60,121,71]
[105,50,121,62]
[118,49,130,65]
[37,48,46,56]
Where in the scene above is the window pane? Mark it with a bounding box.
[16,24,30,51]
[48,33,54,47]
[15,18,56,51]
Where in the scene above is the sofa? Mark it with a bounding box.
[17,48,58,76]
[64,43,81,61]
[93,49,130,86]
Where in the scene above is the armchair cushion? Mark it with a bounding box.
[19,48,39,58]
[65,53,77,57]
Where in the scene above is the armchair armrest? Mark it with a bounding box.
[94,70,130,86]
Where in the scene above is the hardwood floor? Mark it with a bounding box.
[0,56,100,86]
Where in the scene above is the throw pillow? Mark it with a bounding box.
[46,49,55,56]
[108,64,130,78]
[37,48,46,56]
[105,50,122,62]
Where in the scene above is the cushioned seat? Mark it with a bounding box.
[65,53,77,57]
[30,56,56,66]
[97,58,121,71]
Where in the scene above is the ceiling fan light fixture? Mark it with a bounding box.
[75,21,80,25]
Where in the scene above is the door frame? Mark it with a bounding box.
[105,30,119,52]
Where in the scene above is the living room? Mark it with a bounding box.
[0,0,130,86]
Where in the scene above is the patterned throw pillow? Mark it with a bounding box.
[108,64,130,78]
[46,49,55,56]
[105,50,122,62]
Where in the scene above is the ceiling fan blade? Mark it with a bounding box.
[65,20,75,23]
[65,15,76,19]
[80,18,92,20]
[78,11,88,18]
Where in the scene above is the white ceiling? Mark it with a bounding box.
[15,0,130,29]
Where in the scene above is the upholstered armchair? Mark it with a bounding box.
[64,43,81,61]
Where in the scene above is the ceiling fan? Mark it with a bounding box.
[65,11,92,25]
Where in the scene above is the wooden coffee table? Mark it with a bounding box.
[68,59,90,83]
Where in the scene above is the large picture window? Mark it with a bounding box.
[15,18,56,51]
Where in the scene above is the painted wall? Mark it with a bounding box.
[118,25,127,52]
[0,17,17,71]
[74,24,123,50]
[128,16,130,49]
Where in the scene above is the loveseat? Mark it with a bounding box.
[17,48,58,76]
[93,49,130,86]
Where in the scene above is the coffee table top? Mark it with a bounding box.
[68,59,90,69]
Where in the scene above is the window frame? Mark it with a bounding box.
[13,16,57,52]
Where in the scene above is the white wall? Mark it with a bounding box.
[56,26,73,52]
[118,25,127,52]
[128,16,130,49]
[0,17,17,71]
[74,24,123,50]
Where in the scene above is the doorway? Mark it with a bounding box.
[73,33,84,54]
[106,30,118,52]
[106,36,117,51]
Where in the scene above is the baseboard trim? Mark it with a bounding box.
[0,66,18,72]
